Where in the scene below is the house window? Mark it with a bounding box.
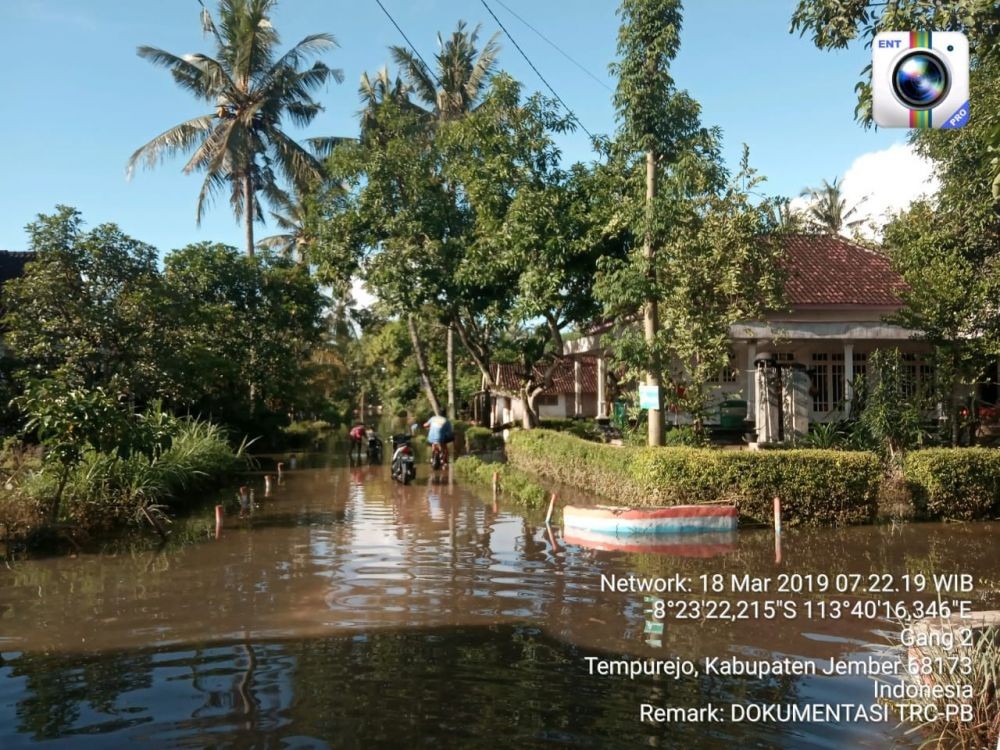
[831,354,845,408]
[919,363,935,396]
[535,394,559,407]
[811,353,830,412]
[853,353,867,382]
[712,351,738,383]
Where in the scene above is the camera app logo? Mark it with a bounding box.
[872,31,969,129]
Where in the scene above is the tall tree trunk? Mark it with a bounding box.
[447,324,457,420]
[522,386,538,429]
[408,313,442,416]
[243,174,255,258]
[644,149,664,446]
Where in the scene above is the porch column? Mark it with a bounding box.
[844,342,854,416]
[573,359,582,417]
[597,356,608,418]
[745,342,756,417]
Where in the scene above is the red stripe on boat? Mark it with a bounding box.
[564,504,737,520]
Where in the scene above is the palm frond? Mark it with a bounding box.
[269,129,325,190]
[389,46,439,108]
[127,114,215,176]
[306,135,355,159]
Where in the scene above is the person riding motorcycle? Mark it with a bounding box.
[423,414,454,468]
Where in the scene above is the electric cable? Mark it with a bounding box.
[493,0,613,92]
[479,0,594,139]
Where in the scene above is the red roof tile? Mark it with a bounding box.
[491,358,599,396]
[782,234,905,307]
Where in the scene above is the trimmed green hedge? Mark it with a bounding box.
[454,455,548,508]
[507,429,881,526]
[904,449,1000,520]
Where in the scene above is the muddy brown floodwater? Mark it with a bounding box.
[1,458,998,748]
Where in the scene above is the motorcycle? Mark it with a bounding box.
[390,435,416,484]
[429,442,448,471]
[367,432,383,463]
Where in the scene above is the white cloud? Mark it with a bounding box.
[841,142,939,237]
[793,142,939,240]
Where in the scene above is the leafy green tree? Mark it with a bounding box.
[127,0,343,256]
[391,22,501,420]
[596,148,786,430]
[608,0,721,444]
[442,76,620,427]
[16,378,131,521]
[799,177,868,236]
[602,0,785,437]
[325,94,464,416]
[163,242,325,432]
[791,1,1000,442]
[2,207,169,404]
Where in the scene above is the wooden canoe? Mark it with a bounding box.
[562,504,737,535]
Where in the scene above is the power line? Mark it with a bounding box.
[479,0,594,139]
[493,0,613,93]
[372,0,442,89]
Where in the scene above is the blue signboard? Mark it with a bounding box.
[638,385,660,410]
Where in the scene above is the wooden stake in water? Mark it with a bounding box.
[773,496,782,563]
[492,471,499,500]
[545,492,557,526]
[215,504,224,539]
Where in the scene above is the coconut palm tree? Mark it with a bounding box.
[127,0,343,256]
[256,185,313,261]
[358,67,412,137]
[389,20,501,123]
[799,177,869,236]
[768,197,805,233]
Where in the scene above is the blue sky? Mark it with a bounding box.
[0,0,912,254]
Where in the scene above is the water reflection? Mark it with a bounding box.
[0,461,997,748]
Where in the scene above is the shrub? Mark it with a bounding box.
[538,418,606,443]
[903,448,1000,520]
[280,420,333,449]
[507,429,881,525]
[662,426,706,447]
[454,455,547,508]
[465,426,504,453]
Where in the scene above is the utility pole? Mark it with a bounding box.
[447,324,456,420]
[644,148,664,446]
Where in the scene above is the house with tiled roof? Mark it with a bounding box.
[562,233,952,426]
[488,358,601,424]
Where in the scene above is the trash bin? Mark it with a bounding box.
[719,399,748,429]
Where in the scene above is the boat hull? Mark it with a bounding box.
[563,527,737,557]
[562,504,737,535]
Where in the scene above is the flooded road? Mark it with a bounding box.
[1,459,998,748]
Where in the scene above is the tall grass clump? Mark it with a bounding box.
[21,417,244,531]
[888,625,999,749]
